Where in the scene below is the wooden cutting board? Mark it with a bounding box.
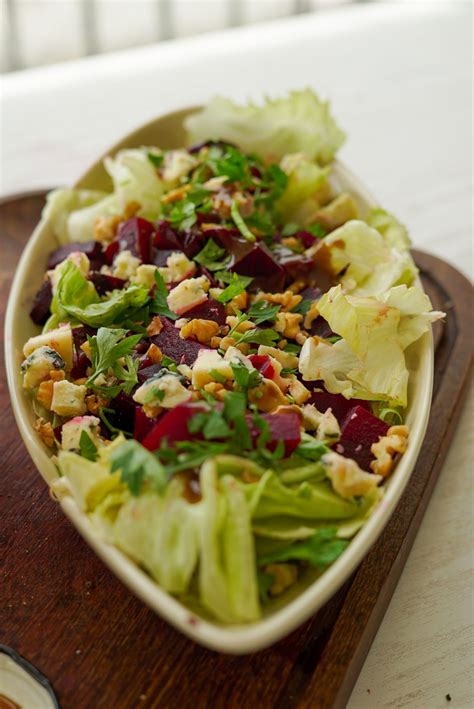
[1,192,472,709]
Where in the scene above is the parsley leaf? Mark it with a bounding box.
[230,200,256,242]
[211,146,249,183]
[194,239,230,271]
[188,410,231,440]
[223,391,252,449]
[234,327,279,347]
[291,298,312,315]
[281,223,299,237]
[87,327,142,390]
[112,355,140,395]
[215,273,253,303]
[109,439,167,496]
[149,270,178,320]
[247,300,281,324]
[307,223,327,238]
[79,430,98,461]
[147,151,164,168]
[230,361,262,390]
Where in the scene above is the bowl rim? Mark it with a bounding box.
[4,108,433,654]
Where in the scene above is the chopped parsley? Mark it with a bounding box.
[230,200,256,242]
[194,239,230,271]
[149,271,178,320]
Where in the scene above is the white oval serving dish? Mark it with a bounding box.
[4,107,433,654]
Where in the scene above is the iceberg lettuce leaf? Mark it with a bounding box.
[276,153,330,224]
[104,148,164,220]
[185,89,345,165]
[43,188,110,244]
[366,208,411,251]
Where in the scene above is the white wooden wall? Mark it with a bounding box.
[1,0,362,73]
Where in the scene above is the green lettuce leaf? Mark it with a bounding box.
[245,470,358,521]
[57,448,124,512]
[366,208,411,251]
[324,220,418,296]
[185,89,345,165]
[276,153,330,224]
[300,284,443,405]
[104,148,164,219]
[55,261,149,327]
[113,480,200,594]
[257,527,348,570]
[198,460,260,623]
[43,188,111,244]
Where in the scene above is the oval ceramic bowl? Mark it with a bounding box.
[5,107,433,654]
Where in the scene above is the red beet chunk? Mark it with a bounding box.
[185,298,226,325]
[297,230,319,249]
[214,232,286,292]
[141,403,207,451]
[337,405,389,471]
[272,245,314,282]
[151,317,207,365]
[47,241,104,270]
[134,406,161,441]
[310,316,335,339]
[104,240,119,265]
[88,271,126,295]
[117,217,155,263]
[247,412,301,456]
[308,389,370,423]
[29,280,52,325]
[70,325,94,378]
[151,248,176,267]
[137,363,163,383]
[154,221,181,250]
[107,391,137,433]
[248,354,275,380]
[300,286,323,302]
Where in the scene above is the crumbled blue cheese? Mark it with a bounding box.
[23,325,73,370]
[112,250,141,280]
[132,264,158,289]
[61,415,101,451]
[21,346,65,389]
[301,404,340,442]
[191,350,233,389]
[166,276,209,315]
[51,380,87,417]
[133,372,190,409]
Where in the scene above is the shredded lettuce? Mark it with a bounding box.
[198,460,260,623]
[42,188,111,244]
[185,89,345,165]
[300,284,443,405]
[277,153,330,224]
[324,220,418,296]
[366,208,411,251]
[104,148,164,219]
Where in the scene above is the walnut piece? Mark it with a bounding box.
[274,312,303,339]
[324,451,382,499]
[254,290,302,312]
[304,301,320,330]
[34,418,55,448]
[370,425,409,477]
[264,563,299,596]
[248,378,288,413]
[225,291,248,316]
[36,380,54,409]
[146,316,163,336]
[180,319,220,344]
[146,343,163,364]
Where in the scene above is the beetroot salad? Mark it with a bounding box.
[21,90,443,623]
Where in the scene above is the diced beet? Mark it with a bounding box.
[151,248,176,267]
[70,351,91,379]
[197,266,218,288]
[71,325,94,349]
[151,317,207,365]
[337,405,389,471]
[29,280,52,325]
[185,298,226,325]
[88,271,126,295]
[272,245,314,283]
[248,354,275,380]
[116,217,155,263]
[134,338,150,355]
[141,403,207,451]
[300,286,323,302]
[307,389,370,423]
[247,412,301,456]
[47,241,104,270]
[104,240,119,265]
[212,232,286,292]
[310,316,335,339]
[180,229,206,258]
[133,406,161,441]
[154,221,182,250]
[297,230,319,249]
[137,363,163,383]
[107,392,136,433]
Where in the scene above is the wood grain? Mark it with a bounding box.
[1,193,472,709]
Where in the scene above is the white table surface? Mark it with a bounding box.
[1,2,473,706]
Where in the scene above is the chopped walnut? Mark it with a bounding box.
[370,425,409,477]
[295,331,308,345]
[143,404,162,419]
[146,343,163,364]
[225,315,256,334]
[34,418,55,448]
[248,378,288,413]
[323,451,382,499]
[80,341,92,359]
[86,394,110,415]
[94,214,123,242]
[254,290,302,312]
[264,563,299,596]
[180,319,220,344]
[274,312,303,339]
[304,302,320,330]
[160,184,191,204]
[49,369,65,382]
[288,279,306,294]
[281,237,301,250]
[210,336,223,349]
[36,380,54,409]
[147,316,163,336]
[73,377,88,386]
[225,291,248,316]
[287,379,311,405]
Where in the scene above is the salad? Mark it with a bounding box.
[20,90,443,624]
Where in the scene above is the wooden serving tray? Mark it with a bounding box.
[1,192,472,709]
